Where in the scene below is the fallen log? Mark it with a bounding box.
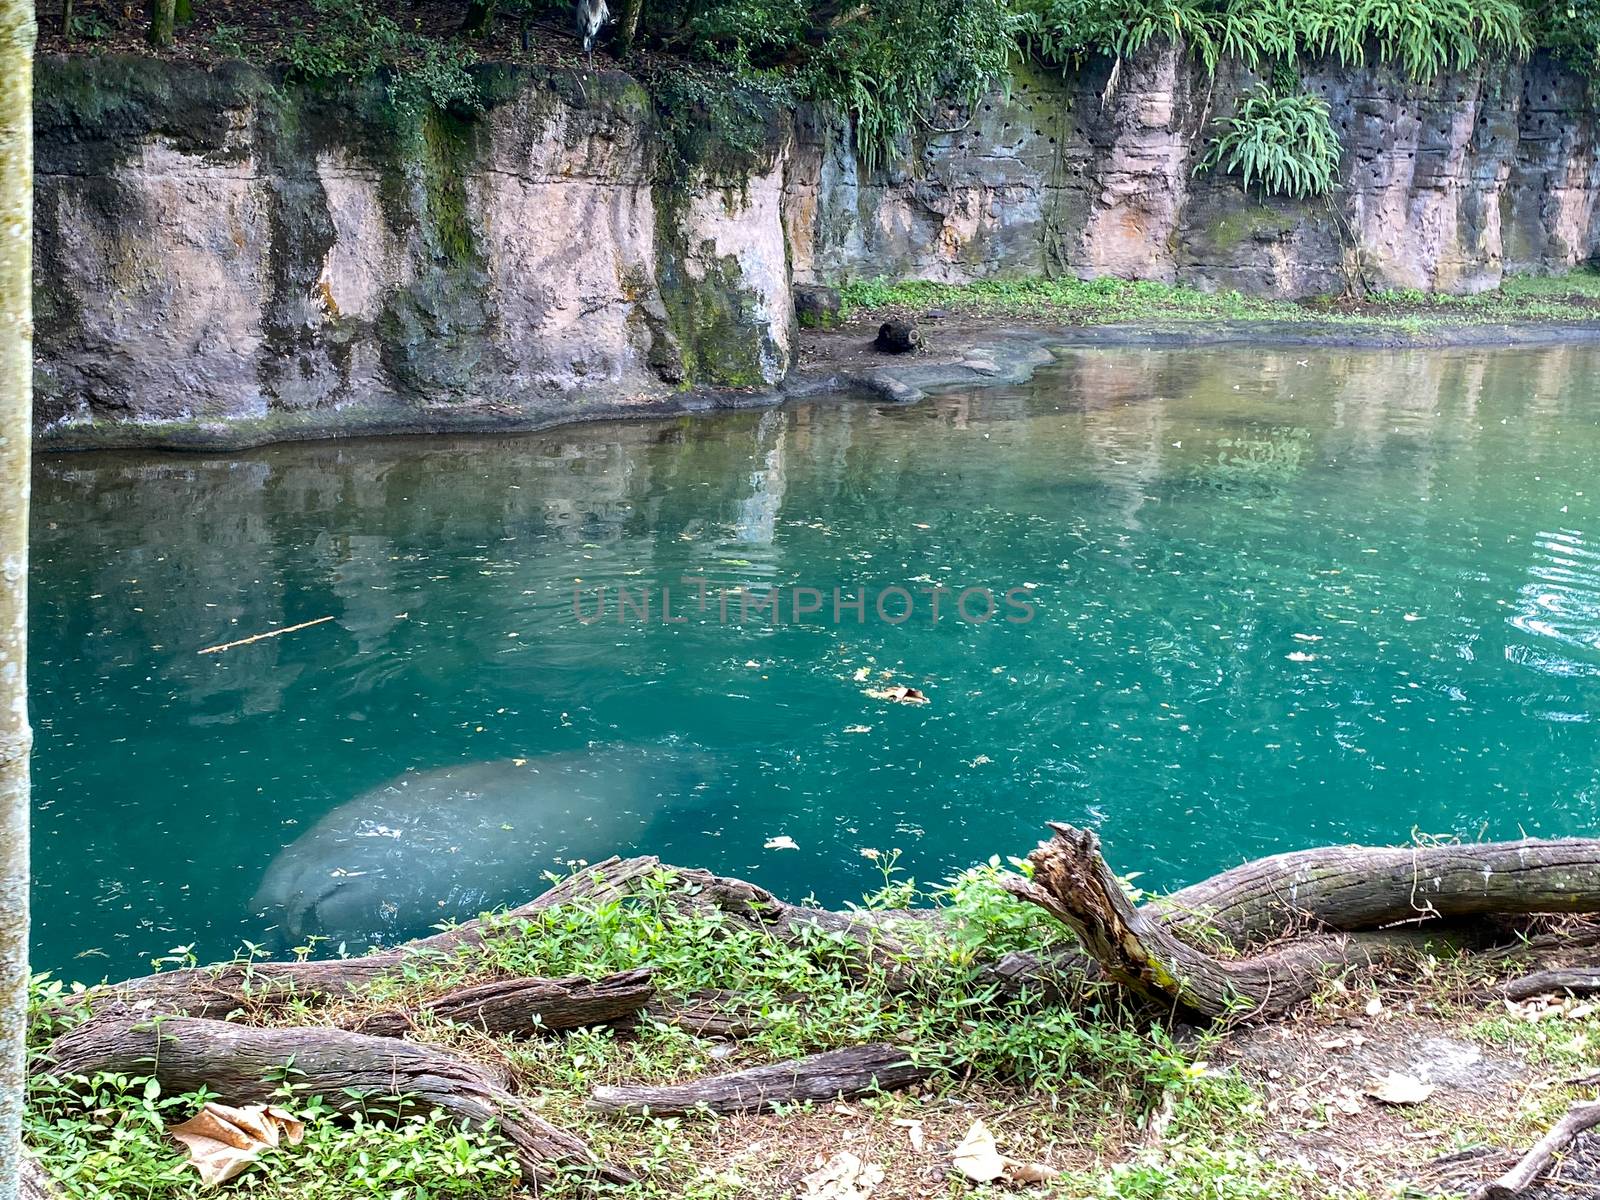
[93,855,663,1018]
[1153,838,1600,946]
[1501,968,1600,1002]
[588,1043,931,1115]
[349,968,656,1038]
[1003,823,1454,1019]
[45,1015,629,1186]
[1470,1101,1600,1200]
[641,989,770,1039]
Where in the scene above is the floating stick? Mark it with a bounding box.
[197,615,336,655]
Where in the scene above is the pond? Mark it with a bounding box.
[28,344,1600,977]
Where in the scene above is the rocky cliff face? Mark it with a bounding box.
[33,50,1600,445]
[788,51,1600,297]
[34,57,796,443]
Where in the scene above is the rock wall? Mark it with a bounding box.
[787,50,1600,296]
[32,48,1600,444]
[34,57,796,443]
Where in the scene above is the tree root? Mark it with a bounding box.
[1003,823,1489,1019]
[588,1043,931,1115]
[44,1015,629,1185]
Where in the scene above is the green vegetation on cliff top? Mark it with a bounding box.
[837,269,1600,330]
[47,0,1600,195]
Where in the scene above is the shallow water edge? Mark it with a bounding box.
[39,319,1600,453]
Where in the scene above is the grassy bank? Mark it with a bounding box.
[22,858,1600,1199]
[837,269,1600,331]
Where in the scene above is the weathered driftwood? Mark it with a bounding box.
[588,1043,930,1115]
[1153,838,1600,946]
[1002,824,1456,1019]
[45,1016,628,1185]
[641,989,771,1039]
[1470,1101,1600,1200]
[1501,968,1600,1002]
[349,969,656,1038]
[92,856,663,1019]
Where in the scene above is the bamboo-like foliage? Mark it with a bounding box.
[1197,81,1342,197]
[808,0,1021,174]
[0,3,30,1197]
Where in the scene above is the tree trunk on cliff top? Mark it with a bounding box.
[147,0,173,47]
[0,6,33,1200]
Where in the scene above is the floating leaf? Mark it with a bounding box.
[863,685,929,705]
[169,1103,305,1185]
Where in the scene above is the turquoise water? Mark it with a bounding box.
[29,345,1600,976]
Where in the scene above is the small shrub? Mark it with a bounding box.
[1197,82,1342,199]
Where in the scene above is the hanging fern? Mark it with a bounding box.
[1016,0,1529,81]
[1197,81,1342,198]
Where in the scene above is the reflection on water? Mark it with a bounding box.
[29,345,1600,974]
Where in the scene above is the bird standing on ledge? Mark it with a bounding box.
[576,0,610,69]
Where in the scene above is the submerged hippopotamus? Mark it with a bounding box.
[252,746,714,951]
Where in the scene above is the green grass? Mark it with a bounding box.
[836,268,1600,329]
[27,1071,520,1200]
[24,860,1288,1200]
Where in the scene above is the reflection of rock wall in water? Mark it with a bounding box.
[32,50,1600,444]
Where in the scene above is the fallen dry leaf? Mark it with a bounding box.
[798,1151,884,1199]
[950,1119,1057,1187]
[891,1117,925,1152]
[1364,995,1385,1017]
[1364,1072,1434,1106]
[952,1120,1007,1183]
[169,1103,305,1185]
[1006,1160,1061,1185]
[863,685,929,705]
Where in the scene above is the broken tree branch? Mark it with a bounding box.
[1470,1101,1600,1200]
[1002,823,1456,1019]
[588,1043,931,1115]
[1501,968,1600,1003]
[45,1015,629,1185]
